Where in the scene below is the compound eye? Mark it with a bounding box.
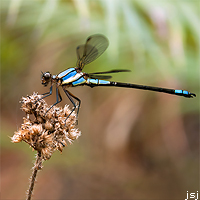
[44,72,51,78]
[41,71,51,86]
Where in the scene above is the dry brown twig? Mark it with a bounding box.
[11,92,81,200]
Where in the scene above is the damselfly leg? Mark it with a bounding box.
[62,87,81,122]
[36,85,80,123]
[45,86,62,114]
[35,85,53,104]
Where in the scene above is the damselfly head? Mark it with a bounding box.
[41,71,52,86]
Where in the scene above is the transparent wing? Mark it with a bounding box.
[76,34,109,69]
[90,69,131,75]
[88,74,112,80]
[87,69,131,80]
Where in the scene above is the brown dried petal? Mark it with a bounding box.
[30,124,43,135]
[11,131,23,143]
[45,121,53,130]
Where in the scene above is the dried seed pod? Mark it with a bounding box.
[11,93,81,160]
[45,121,53,130]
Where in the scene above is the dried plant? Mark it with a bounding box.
[11,93,81,200]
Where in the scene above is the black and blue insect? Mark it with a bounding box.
[39,34,196,119]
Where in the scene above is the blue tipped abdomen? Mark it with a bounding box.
[174,89,196,98]
[175,90,189,95]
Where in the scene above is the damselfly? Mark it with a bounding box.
[39,34,196,119]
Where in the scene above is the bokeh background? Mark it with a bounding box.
[1,0,199,199]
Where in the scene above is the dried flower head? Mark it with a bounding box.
[11,92,81,160]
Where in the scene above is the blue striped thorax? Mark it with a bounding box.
[57,68,75,78]
[57,67,112,87]
[58,68,86,86]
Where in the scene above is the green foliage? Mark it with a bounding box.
[1,0,199,108]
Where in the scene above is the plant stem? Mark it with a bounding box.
[26,152,42,200]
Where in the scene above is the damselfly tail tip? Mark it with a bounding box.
[191,93,196,98]
[188,92,196,98]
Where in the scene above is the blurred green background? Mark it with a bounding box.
[1,0,199,199]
